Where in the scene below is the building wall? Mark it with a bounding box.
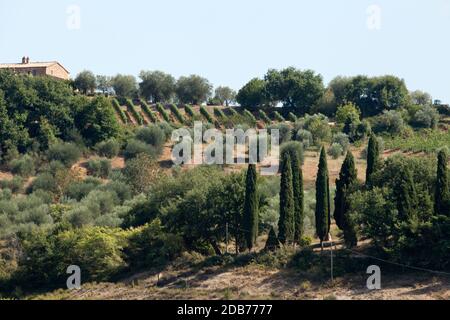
[46,64,70,80]
[0,64,69,80]
[10,67,47,77]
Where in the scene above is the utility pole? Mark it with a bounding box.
[329,233,334,284]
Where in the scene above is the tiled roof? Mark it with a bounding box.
[0,61,70,74]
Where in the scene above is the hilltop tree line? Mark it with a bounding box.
[73,70,236,106]
[74,67,446,125]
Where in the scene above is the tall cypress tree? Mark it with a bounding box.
[294,161,305,244]
[334,152,357,229]
[243,164,258,251]
[315,147,331,246]
[395,167,417,221]
[278,153,295,244]
[435,149,449,216]
[334,152,358,247]
[366,133,380,187]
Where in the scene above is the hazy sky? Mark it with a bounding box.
[1,0,449,102]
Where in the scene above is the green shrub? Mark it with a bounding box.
[95,139,121,159]
[268,123,292,144]
[169,104,185,124]
[111,98,128,124]
[243,109,257,124]
[274,111,285,122]
[411,105,440,129]
[184,105,195,118]
[123,139,160,161]
[156,103,171,122]
[303,114,332,145]
[65,178,102,201]
[258,110,271,124]
[86,158,112,179]
[328,143,344,159]
[141,100,158,123]
[9,155,35,177]
[280,141,304,165]
[125,99,144,125]
[288,112,297,122]
[214,108,227,121]
[30,173,57,194]
[373,110,405,135]
[135,125,166,149]
[47,143,82,167]
[295,129,313,149]
[0,177,24,194]
[332,133,350,152]
[199,106,214,123]
[125,219,184,268]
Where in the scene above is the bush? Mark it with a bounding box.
[29,173,57,194]
[65,178,102,201]
[295,129,313,149]
[135,125,166,149]
[125,219,184,268]
[141,100,158,123]
[374,110,405,135]
[111,98,128,124]
[411,105,440,129]
[95,139,121,159]
[86,158,112,179]
[302,114,332,145]
[268,123,292,144]
[328,143,344,159]
[200,106,214,123]
[9,155,35,177]
[18,227,128,287]
[288,112,297,122]
[332,133,350,152]
[243,109,257,124]
[280,141,305,165]
[47,143,82,167]
[184,105,195,118]
[156,103,171,122]
[169,104,185,124]
[123,139,160,161]
[258,110,271,124]
[273,111,285,122]
[214,108,227,121]
[125,99,144,125]
[0,177,24,194]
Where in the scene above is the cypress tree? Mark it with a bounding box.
[243,164,258,251]
[395,167,417,221]
[334,152,358,247]
[294,161,305,244]
[264,226,280,251]
[366,133,380,187]
[278,153,295,244]
[315,147,331,246]
[334,152,357,229]
[435,149,449,216]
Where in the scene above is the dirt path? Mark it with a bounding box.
[34,264,449,300]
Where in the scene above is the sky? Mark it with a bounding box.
[1,0,449,102]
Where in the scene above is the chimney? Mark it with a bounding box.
[22,56,26,64]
